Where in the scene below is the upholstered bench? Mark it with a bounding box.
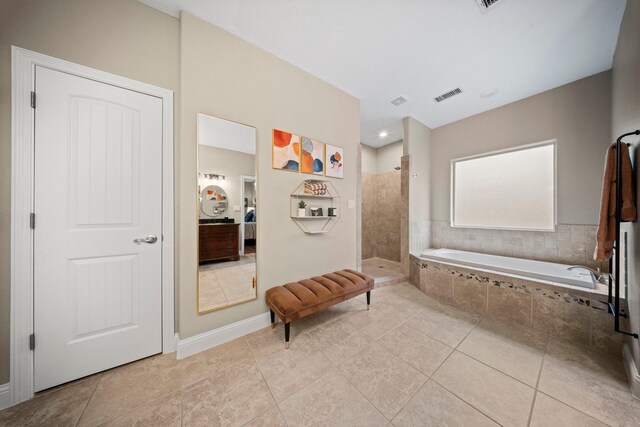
[265,269,374,348]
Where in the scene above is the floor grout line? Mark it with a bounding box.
[526,332,550,427]
[241,336,284,426]
[422,314,512,427]
[334,361,396,422]
[535,391,615,427]
[430,376,505,427]
[74,373,102,427]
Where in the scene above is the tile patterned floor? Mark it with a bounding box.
[361,257,406,287]
[198,254,256,311]
[2,283,639,426]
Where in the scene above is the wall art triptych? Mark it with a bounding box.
[272,129,343,178]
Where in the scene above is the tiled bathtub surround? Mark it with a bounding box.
[430,221,604,272]
[362,171,401,262]
[409,255,628,356]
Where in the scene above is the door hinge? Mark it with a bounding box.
[30,91,36,109]
[30,213,35,230]
[29,334,35,351]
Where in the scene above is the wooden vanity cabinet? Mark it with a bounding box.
[199,223,240,263]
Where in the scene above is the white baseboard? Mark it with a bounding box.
[0,383,10,410]
[176,312,271,360]
[623,344,640,398]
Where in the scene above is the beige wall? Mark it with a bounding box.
[0,0,180,385]
[198,146,255,224]
[377,141,403,173]
[178,13,359,338]
[612,0,640,386]
[403,117,432,255]
[361,144,377,174]
[431,71,612,225]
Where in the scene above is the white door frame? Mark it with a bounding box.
[239,175,256,255]
[10,46,175,405]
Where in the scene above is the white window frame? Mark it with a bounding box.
[450,139,557,232]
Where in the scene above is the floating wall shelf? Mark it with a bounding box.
[291,179,340,234]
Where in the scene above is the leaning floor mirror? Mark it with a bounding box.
[197,113,257,313]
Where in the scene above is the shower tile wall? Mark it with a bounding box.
[362,170,401,262]
[430,220,604,271]
[362,172,377,260]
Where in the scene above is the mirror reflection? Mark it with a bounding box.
[197,113,257,313]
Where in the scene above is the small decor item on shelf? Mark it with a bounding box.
[310,207,323,217]
[325,144,344,179]
[297,200,307,217]
[304,182,328,196]
[328,207,338,217]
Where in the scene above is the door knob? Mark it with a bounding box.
[134,235,158,244]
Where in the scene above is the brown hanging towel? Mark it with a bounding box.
[594,142,637,261]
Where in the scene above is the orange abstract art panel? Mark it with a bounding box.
[272,129,300,172]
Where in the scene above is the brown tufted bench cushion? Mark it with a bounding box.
[266,269,374,348]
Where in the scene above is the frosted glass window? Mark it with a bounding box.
[451,141,556,231]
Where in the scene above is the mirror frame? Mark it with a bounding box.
[196,112,258,314]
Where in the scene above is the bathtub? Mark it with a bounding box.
[420,248,596,289]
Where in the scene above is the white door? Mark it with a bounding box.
[33,66,163,391]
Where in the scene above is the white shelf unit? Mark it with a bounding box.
[290,179,340,234]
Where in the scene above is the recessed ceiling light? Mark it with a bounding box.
[379,131,388,138]
[480,88,499,98]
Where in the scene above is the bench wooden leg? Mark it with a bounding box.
[366,291,371,310]
[284,322,290,349]
[270,309,276,328]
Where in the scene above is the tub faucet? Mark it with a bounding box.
[567,265,602,283]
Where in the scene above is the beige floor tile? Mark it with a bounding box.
[308,317,372,364]
[538,338,640,426]
[278,369,387,427]
[369,283,409,301]
[180,337,255,387]
[338,343,427,419]
[182,363,274,426]
[530,392,607,427]
[245,324,293,363]
[220,277,255,300]
[392,380,499,427]
[244,406,287,427]
[226,294,257,306]
[376,323,453,376]
[343,303,409,340]
[256,333,333,402]
[291,298,366,335]
[457,318,547,386]
[78,354,181,426]
[432,351,535,427]
[383,289,434,316]
[406,303,481,348]
[0,374,99,427]
[100,391,181,427]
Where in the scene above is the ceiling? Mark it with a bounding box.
[139,0,626,147]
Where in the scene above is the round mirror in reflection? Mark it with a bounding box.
[200,185,228,217]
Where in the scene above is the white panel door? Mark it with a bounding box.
[33,66,163,391]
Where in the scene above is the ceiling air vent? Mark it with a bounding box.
[389,96,407,107]
[476,0,505,12]
[433,88,463,103]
